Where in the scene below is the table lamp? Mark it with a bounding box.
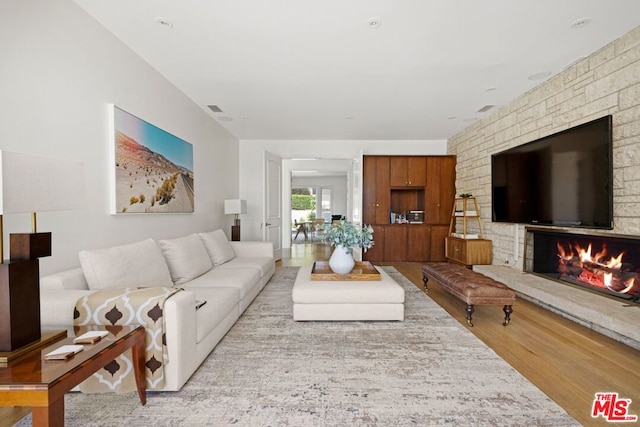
[224,199,246,241]
[0,151,85,352]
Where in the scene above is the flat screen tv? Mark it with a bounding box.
[491,115,613,229]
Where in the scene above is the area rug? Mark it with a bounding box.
[17,267,578,426]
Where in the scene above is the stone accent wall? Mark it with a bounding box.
[448,25,640,269]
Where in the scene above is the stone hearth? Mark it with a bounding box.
[474,265,640,351]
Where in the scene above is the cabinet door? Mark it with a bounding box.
[363,225,385,262]
[429,225,449,261]
[407,226,430,261]
[389,157,407,187]
[445,236,466,264]
[363,157,390,225]
[407,157,426,186]
[374,158,390,224]
[390,157,426,187]
[425,156,456,224]
[384,226,407,261]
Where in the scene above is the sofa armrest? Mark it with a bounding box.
[40,289,94,328]
[230,241,274,258]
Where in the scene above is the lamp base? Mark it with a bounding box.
[231,225,241,241]
[10,232,52,260]
[0,259,41,352]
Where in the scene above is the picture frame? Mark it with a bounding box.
[109,105,194,214]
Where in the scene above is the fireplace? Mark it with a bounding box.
[525,227,640,302]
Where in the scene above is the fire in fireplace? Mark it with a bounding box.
[526,228,640,302]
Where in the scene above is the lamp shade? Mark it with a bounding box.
[224,199,247,215]
[0,151,86,214]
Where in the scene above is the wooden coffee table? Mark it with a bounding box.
[0,325,146,427]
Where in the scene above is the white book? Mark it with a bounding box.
[45,344,84,360]
[454,211,478,216]
[451,232,479,239]
[73,330,109,344]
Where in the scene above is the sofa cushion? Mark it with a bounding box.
[159,234,213,285]
[183,268,261,299]
[199,230,236,266]
[215,256,274,278]
[79,238,173,290]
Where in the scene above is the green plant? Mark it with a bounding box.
[325,220,374,252]
[291,194,316,210]
[459,193,473,198]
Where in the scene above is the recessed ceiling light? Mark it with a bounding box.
[571,17,591,29]
[447,116,457,120]
[366,17,382,29]
[528,71,551,81]
[207,105,222,113]
[154,17,173,28]
[217,116,233,122]
[486,86,497,92]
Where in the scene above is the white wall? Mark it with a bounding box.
[239,139,447,241]
[0,0,239,274]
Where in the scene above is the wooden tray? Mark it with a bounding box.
[311,261,381,281]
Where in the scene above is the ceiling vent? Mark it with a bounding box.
[207,105,223,113]
[477,104,495,113]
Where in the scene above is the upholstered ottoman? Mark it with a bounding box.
[292,265,405,321]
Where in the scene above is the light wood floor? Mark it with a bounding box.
[3,243,639,426]
[282,243,640,427]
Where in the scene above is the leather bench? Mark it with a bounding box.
[422,262,516,327]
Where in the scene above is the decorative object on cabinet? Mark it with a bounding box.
[224,199,247,241]
[446,196,492,266]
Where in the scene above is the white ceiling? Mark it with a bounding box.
[74,0,640,141]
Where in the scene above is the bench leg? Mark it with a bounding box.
[465,304,474,327]
[422,275,429,292]
[503,305,513,326]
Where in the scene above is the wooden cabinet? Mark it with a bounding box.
[362,155,456,262]
[363,156,390,225]
[384,226,407,261]
[364,225,385,262]
[407,225,430,262]
[425,156,456,224]
[446,197,492,266]
[429,225,449,262]
[390,157,426,187]
[445,237,493,265]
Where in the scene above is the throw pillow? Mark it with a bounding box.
[79,238,174,290]
[198,229,236,266]
[159,234,213,285]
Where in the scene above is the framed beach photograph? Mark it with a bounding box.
[110,105,194,214]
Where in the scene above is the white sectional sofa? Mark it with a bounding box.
[39,229,275,391]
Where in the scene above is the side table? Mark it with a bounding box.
[0,325,146,427]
